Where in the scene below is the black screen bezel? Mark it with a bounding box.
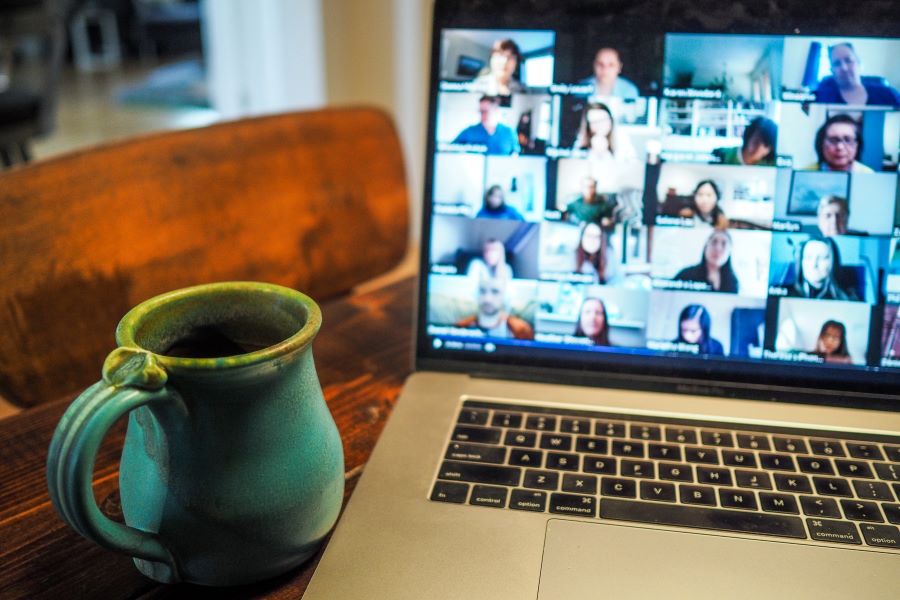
[415,0,900,412]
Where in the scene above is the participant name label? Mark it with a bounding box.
[663,88,723,99]
[647,340,700,354]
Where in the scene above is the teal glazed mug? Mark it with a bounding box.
[46,282,344,586]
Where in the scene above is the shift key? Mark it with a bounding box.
[438,461,521,486]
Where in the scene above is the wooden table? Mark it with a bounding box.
[0,277,415,599]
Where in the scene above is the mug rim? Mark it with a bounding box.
[116,281,322,371]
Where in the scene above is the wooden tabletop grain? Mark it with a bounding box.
[0,277,416,599]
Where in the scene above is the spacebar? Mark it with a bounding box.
[600,499,807,539]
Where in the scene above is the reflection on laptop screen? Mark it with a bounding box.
[422,19,900,397]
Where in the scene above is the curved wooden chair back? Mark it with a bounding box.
[0,107,409,407]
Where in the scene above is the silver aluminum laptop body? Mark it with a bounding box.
[306,1,900,597]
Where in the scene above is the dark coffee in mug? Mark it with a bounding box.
[163,325,276,358]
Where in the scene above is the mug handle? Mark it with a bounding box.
[47,348,183,575]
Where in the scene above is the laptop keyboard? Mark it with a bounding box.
[429,400,900,551]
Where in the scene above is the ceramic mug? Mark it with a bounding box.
[46,282,344,586]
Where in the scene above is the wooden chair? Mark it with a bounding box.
[0,107,409,408]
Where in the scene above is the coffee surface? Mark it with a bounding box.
[163,326,273,358]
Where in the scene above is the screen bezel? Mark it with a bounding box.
[415,0,900,412]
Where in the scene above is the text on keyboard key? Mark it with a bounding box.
[601,477,636,498]
[509,489,547,513]
[736,433,771,451]
[874,463,900,482]
[453,426,502,445]
[562,473,598,495]
[680,485,717,506]
[546,452,579,471]
[800,496,841,518]
[576,436,609,455]
[438,461,521,486]
[685,447,719,465]
[806,518,861,544]
[583,456,616,475]
[526,415,557,431]
[809,439,845,457]
[700,430,734,447]
[852,479,893,501]
[492,412,523,428]
[665,427,698,445]
[860,523,900,549]
[431,481,469,504]
[840,499,884,522]
[722,450,756,468]
[773,437,808,454]
[719,488,757,511]
[445,442,507,464]
[734,470,772,490]
[458,409,489,426]
[470,485,508,508]
[847,443,883,461]
[640,481,677,502]
[620,460,655,479]
[504,430,537,447]
[523,469,559,491]
[759,492,799,514]
[774,473,812,494]
[560,418,590,434]
[549,493,596,517]
[835,459,873,479]
[759,453,795,471]
[659,462,693,482]
[508,448,543,467]
[813,476,853,497]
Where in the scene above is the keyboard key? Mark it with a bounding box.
[680,485,716,506]
[549,493,596,517]
[806,518,861,545]
[595,421,626,437]
[540,433,573,452]
[800,496,841,518]
[847,443,883,461]
[583,456,616,475]
[470,485,508,508]
[697,467,732,487]
[601,477,636,498]
[809,439,845,457]
[560,418,590,434]
[774,473,812,494]
[562,473,598,495]
[648,443,682,461]
[431,481,469,504]
[759,453,795,471]
[491,412,523,428]
[620,460,654,479]
[852,479,894,501]
[504,430,537,447]
[859,523,900,549]
[773,437,808,454]
[719,488,757,510]
[884,504,900,525]
[797,456,834,475]
[885,446,900,463]
[575,436,608,455]
[612,440,645,458]
[523,469,559,491]
[526,415,557,431]
[601,499,806,539]
[508,448,542,467]
[438,461,521,486]
[458,408,488,426]
[759,492,799,514]
[546,452,579,471]
[509,489,547,513]
[640,481,677,502]
[630,424,661,441]
[736,433,771,451]
[445,442,506,464]
[658,462,693,482]
[813,477,853,497]
[722,450,756,468]
[835,460,873,479]
[874,463,900,482]
[734,470,772,490]
[700,431,734,447]
[840,500,883,522]
[665,427,698,445]
[452,426,502,445]
[684,447,719,465]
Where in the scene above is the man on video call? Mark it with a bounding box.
[452,95,520,155]
[455,276,534,340]
[579,47,639,99]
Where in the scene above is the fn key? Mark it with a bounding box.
[431,481,469,504]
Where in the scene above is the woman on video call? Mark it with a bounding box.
[574,222,608,283]
[472,38,524,96]
[679,180,729,229]
[812,320,853,364]
[814,43,900,107]
[674,304,725,356]
[574,102,636,162]
[674,230,740,293]
[575,297,612,346]
[477,185,524,220]
[789,237,860,301]
[805,114,874,173]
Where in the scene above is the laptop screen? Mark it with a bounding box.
[418,0,900,405]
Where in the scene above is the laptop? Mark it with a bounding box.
[305,1,900,597]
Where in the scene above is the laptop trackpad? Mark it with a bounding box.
[538,519,898,599]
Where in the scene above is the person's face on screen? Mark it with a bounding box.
[802,240,834,288]
[479,100,499,128]
[483,240,505,267]
[694,183,718,216]
[704,231,731,267]
[486,187,504,209]
[680,317,704,344]
[818,201,849,236]
[580,299,606,338]
[593,49,623,86]
[490,49,518,81]
[581,223,603,254]
[587,108,613,139]
[478,279,505,318]
[829,45,861,88]
[742,132,772,165]
[822,122,859,170]
[819,324,844,354]
[582,177,598,201]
